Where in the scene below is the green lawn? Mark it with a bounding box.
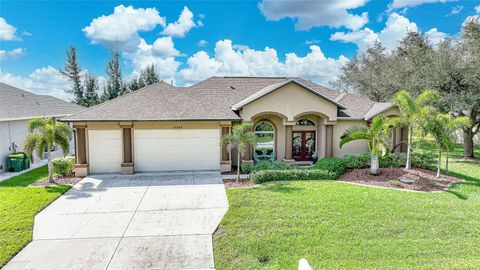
[214,143,480,269]
[0,166,70,267]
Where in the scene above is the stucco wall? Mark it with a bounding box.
[241,82,338,122]
[332,120,369,157]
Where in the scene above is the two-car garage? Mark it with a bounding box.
[87,128,220,173]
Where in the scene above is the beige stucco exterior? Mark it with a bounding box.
[72,82,404,176]
[240,82,338,122]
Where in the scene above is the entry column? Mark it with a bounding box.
[283,123,295,161]
[325,124,334,157]
[73,123,88,177]
[120,122,134,175]
[220,122,232,172]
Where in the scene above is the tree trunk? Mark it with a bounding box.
[47,149,54,183]
[237,150,241,182]
[445,150,449,176]
[436,150,441,178]
[370,154,379,175]
[405,126,413,170]
[463,128,475,159]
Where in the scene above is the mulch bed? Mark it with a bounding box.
[223,179,256,188]
[340,167,462,192]
[30,175,83,187]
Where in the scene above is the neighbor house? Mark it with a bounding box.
[0,83,84,173]
[60,77,407,176]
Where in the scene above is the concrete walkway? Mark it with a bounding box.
[4,171,229,270]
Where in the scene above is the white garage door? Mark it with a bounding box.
[134,129,220,172]
[88,130,122,173]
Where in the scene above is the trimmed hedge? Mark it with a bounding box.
[343,152,435,170]
[240,163,254,174]
[250,169,338,184]
[312,157,346,179]
[254,161,298,171]
[343,153,370,169]
[52,156,75,177]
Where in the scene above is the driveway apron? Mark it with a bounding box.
[3,171,229,270]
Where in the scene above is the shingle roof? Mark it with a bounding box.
[0,82,84,121]
[63,81,240,121]
[61,77,393,122]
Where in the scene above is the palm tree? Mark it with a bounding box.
[23,117,73,183]
[391,90,439,169]
[340,115,392,175]
[222,122,257,181]
[422,113,471,177]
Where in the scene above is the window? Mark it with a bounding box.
[296,119,315,126]
[254,121,275,155]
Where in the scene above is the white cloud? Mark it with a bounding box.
[0,17,18,41]
[476,4,480,13]
[83,5,166,51]
[123,39,181,82]
[258,0,369,31]
[305,39,321,45]
[425,28,447,46]
[446,5,463,16]
[197,39,208,47]
[331,13,445,52]
[0,66,71,100]
[152,36,180,57]
[330,28,379,53]
[179,39,348,85]
[161,6,197,38]
[0,48,26,61]
[390,0,455,9]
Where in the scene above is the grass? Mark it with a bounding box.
[214,143,480,269]
[0,166,70,267]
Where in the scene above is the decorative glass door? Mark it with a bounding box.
[292,131,316,161]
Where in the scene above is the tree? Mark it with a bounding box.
[102,50,127,100]
[391,90,439,169]
[339,115,392,175]
[222,123,257,181]
[128,64,160,92]
[457,19,480,158]
[422,113,471,177]
[23,118,73,183]
[60,47,84,105]
[83,72,100,107]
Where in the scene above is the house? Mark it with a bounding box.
[61,77,407,176]
[0,83,84,173]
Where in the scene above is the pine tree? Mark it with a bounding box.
[83,72,100,107]
[102,50,127,100]
[60,47,84,105]
[128,64,160,92]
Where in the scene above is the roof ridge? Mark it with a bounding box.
[178,86,235,119]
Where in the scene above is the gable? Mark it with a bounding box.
[240,82,338,122]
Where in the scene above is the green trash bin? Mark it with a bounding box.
[23,155,30,169]
[8,154,24,172]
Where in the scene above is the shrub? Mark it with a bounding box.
[312,157,346,179]
[343,153,370,169]
[240,163,254,174]
[52,156,75,177]
[411,152,436,170]
[254,161,298,171]
[250,169,338,184]
[380,153,406,168]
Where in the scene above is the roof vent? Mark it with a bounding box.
[230,86,235,89]
[35,101,40,105]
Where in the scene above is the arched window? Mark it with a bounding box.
[254,121,275,156]
[296,119,316,126]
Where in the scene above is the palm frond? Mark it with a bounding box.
[416,89,439,107]
[339,125,370,148]
[27,118,46,133]
[392,90,415,117]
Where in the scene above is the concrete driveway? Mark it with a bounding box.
[4,171,229,270]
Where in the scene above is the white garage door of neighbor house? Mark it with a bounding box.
[88,130,122,173]
[134,129,220,172]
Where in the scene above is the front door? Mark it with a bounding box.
[292,131,316,161]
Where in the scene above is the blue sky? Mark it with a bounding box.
[1,0,479,100]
